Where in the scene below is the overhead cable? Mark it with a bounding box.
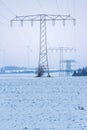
[55,0,60,12]
[36,0,46,13]
[0,0,16,16]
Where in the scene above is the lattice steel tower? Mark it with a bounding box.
[11,14,76,77]
[62,60,76,76]
[38,15,50,77]
[48,47,76,76]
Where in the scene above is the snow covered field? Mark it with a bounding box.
[0,74,87,130]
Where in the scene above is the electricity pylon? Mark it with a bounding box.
[62,59,76,76]
[48,47,76,76]
[11,14,76,77]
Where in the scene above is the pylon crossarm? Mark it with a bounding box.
[10,14,76,27]
[11,14,76,23]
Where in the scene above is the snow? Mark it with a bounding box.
[0,74,87,130]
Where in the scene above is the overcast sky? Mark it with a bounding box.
[0,0,87,69]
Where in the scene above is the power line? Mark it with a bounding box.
[36,0,46,13]
[66,0,70,13]
[0,20,8,26]
[0,13,10,26]
[55,0,60,12]
[0,13,9,21]
[0,14,8,25]
[0,20,6,25]
[0,0,16,16]
[73,0,76,16]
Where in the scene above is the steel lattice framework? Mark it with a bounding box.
[48,47,76,76]
[62,60,76,76]
[11,14,76,77]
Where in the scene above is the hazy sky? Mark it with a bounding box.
[0,0,87,69]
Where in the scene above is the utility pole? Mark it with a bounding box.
[11,14,76,77]
[48,47,75,76]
